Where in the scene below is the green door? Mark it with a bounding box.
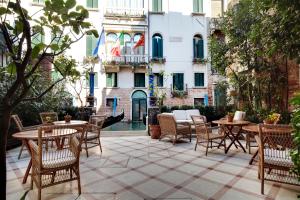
[132,91,147,121]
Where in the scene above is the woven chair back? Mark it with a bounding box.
[11,115,24,131]
[40,112,58,124]
[89,115,106,127]
[191,115,209,139]
[157,114,177,134]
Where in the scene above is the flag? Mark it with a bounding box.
[111,32,124,57]
[133,33,145,49]
[92,29,105,57]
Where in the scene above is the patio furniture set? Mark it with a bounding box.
[157,110,299,194]
[10,110,299,199]
[11,113,106,200]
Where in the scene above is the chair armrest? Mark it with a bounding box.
[69,136,80,156]
[23,125,40,131]
[28,140,40,165]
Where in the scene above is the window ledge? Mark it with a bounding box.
[87,8,99,12]
[31,3,44,7]
[105,87,119,89]
[191,12,206,16]
[149,11,165,15]
[133,87,147,89]
[193,87,207,89]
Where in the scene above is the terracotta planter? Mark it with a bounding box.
[149,125,161,139]
[64,115,72,123]
[227,115,234,122]
[263,120,274,125]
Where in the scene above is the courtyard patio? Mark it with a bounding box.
[6,136,299,200]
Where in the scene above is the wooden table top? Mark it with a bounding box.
[13,128,79,140]
[242,124,293,133]
[212,119,250,126]
[53,120,88,125]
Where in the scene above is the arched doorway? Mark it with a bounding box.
[132,90,147,121]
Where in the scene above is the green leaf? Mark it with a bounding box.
[6,63,16,74]
[32,45,41,59]
[50,43,59,51]
[0,7,7,15]
[86,29,99,38]
[65,0,76,9]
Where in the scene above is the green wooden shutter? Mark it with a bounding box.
[106,73,112,87]
[158,74,163,87]
[87,0,93,8]
[193,38,196,58]
[153,0,157,12]
[158,0,162,12]
[94,72,98,88]
[93,0,98,8]
[179,73,184,90]
[198,39,204,59]
[113,73,118,87]
[86,35,92,56]
[157,37,163,58]
[199,0,203,13]
[193,0,198,12]
[195,73,204,86]
[173,73,184,90]
[152,36,158,57]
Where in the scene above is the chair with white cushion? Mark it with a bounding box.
[233,111,246,121]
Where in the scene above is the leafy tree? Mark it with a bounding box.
[0,0,98,198]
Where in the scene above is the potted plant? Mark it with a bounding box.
[64,114,72,123]
[227,112,234,122]
[263,113,279,124]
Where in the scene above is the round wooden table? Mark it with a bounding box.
[212,119,250,153]
[242,124,293,165]
[12,120,87,184]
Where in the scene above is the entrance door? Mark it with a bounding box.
[132,91,147,121]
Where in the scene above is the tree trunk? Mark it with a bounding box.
[0,103,12,200]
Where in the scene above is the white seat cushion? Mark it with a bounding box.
[234,111,246,121]
[172,110,187,120]
[42,149,76,169]
[176,119,193,124]
[264,149,294,168]
[186,109,201,120]
[86,132,99,140]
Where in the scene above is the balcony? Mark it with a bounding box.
[171,84,188,98]
[102,55,148,72]
[210,18,222,32]
[104,8,146,19]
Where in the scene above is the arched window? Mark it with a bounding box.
[193,34,204,59]
[122,33,131,55]
[106,32,117,55]
[133,33,144,55]
[152,33,163,58]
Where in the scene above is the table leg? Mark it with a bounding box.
[22,139,32,184]
[225,126,246,153]
[249,149,259,165]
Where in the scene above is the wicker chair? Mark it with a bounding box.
[191,115,226,156]
[256,124,299,194]
[40,112,58,124]
[157,114,191,145]
[82,115,106,157]
[11,115,39,159]
[28,124,85,200]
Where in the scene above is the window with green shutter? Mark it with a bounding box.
[134,73,145,87]
[33,0,45,4]
[87,0,98,8]
[154,73,163,87]
[194,73,204,87]
[106,73,118,87]
[152,0,162,12]
[86,72,98,88]
[193,34,204,59]
[193,0,203,13]
[86,35,98,56]
[173,73,184,91]
[152,33,163,58]
[32,32,45,46]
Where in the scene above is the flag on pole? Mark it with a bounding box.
[92,29,105,57]
[133,33,145,49]
[111,32,124,57]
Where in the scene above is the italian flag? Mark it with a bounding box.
[111,32,124,57]
[133,33,145,49]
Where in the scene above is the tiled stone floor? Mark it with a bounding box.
[6,136,299,200]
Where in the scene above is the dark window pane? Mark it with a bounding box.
[134,73,145,87]
[195,73,204,87]
[194,98,204,106]
[173,73,184,91]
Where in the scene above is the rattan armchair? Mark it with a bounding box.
[257,124,299,194]
[192,115,226,156]
[157,114,191,145]
[40,112,58,124]
[82,115,106,157]
[28,124,85,200]
[11,115,39,159]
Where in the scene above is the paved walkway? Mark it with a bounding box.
[6,136,299,200]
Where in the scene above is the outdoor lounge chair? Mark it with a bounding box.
[192,115,226,156]
[28,124,85,200]
[256,124,299,194]
[82,115,106,157]
[157,113,191,144]
[11,115,39,159]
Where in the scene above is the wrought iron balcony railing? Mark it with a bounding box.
[102,55,148,66]
[104,8,146,18]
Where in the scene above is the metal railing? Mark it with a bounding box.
[105,8,145,17]
[102,55,148,66]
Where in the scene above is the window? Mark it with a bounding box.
[193,0,203,13]
[122,33,131,55]
[173,73,184,91]
[107,0,144,9]
[32,32,45,46]
[133,33,144,55]
[152,0,162,12]
[154,73,163,87]
[152,33,163,58]
[106,32,117,55]
[106,73,118,87]
[134,73,145,87]
[87,0,98,8]
[194,73,204,87]
[193,34,204,59]
[106,98,117,107]
[33,0,44,4]
[86,35,98,56]
[86,72,98,88]
[194,98,204,106]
